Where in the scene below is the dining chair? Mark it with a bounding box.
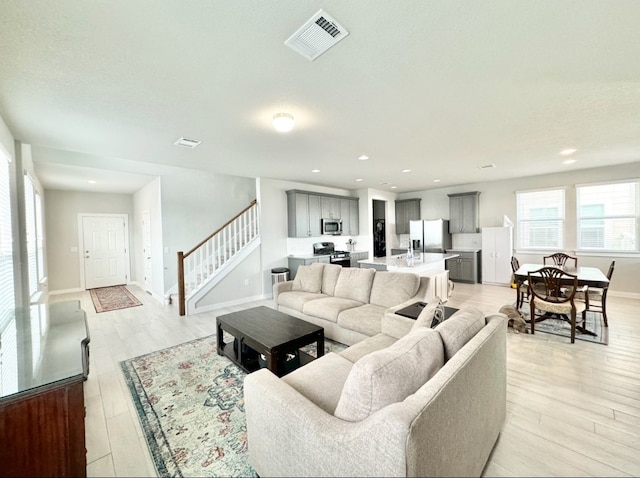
[510,256,529,309]
[543,252,577,268]
[527,267,586,343]
[574,260,615,327]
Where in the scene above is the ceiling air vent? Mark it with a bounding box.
[479,163,496,169]
[285,9,349,61]
[174,137,201,149]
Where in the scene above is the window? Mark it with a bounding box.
[0,150,14,327]
[24,174,38,297]
[516,188,565,250]
[577,180,638,252]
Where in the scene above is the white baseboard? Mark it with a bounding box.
[190,294,268,315]
[49,287,84,295]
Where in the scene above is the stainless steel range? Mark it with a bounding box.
[313,242,351,267]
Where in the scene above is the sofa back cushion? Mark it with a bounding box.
[291,264,323,293]
[321,263,342,296]
[334,327,444,422]
[369,271,420,307]
[333,267,376,303]
[435,307,485,361]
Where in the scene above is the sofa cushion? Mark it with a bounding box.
[334,267,375,303]
[291,264,323,293]
[277,291,327,311]
[334,327,444,422]
[321,263,342,296]
[282,352,353,414]
[302,297,364,323]
[435,307,485,361]
[339,333,398,364]
[369,272,420,308]
[336,304,386,337]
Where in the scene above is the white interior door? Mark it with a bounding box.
[82,215,128,289]
[142,211,152,293]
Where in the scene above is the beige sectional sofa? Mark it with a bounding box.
[273,262,432,345]
[245,304,507,477]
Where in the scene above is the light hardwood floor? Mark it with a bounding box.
[48,282,640,477]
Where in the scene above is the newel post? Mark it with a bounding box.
[177,251,186,316]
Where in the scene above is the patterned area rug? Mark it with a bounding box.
[522,309,608,345]
[120,335,346,477]
[90,285,142,313]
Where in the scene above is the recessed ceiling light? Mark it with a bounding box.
[358,155,369,161]
[401,169,411,173]
[87,180,96,184]
[563,159,577,165]
[311,169,320,173]
[433,179,441,183]
[273,113,295,132]
[390,186,397,189]
[174,137,202,148]
[355,178,363,182]
[560,148,577,156]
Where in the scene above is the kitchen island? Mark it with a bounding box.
[358,252,459,301]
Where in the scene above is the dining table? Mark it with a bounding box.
[513,263,610,289]
[513,263,610,337]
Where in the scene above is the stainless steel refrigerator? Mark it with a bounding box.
[409,219,452,253]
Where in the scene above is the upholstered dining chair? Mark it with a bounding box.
[574,260,615,327]
[510,256,529,309]
[543,252,577,268]
[527,267,586,343]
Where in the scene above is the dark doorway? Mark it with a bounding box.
[373,200,386,257]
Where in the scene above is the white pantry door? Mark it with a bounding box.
[82,215,128,289]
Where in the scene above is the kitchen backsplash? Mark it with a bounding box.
[452,233,482,249]
[287,236,364,255]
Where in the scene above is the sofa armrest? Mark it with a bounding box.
[272,280,293,303]
[381,276,433,339]
[244,368,416,477]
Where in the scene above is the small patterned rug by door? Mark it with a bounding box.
[89,285,142,313]
[120,334,346,477]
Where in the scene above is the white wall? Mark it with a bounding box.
[398,162,640,296]
[44,190,133,292]
[132,177,164,300]
[159,170,256,292]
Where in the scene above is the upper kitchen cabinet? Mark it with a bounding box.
[287,190,358,238]
[340,198,359,236]
[287,191,321,237]
[395,198,421,234]
[448,192,480,233]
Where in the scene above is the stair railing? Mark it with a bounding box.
[177,199,258,316]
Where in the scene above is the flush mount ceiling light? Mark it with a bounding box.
[174,137,202,148]
[273,113,295,132]
[560,148,577,156]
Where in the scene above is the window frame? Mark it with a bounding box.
[516,187,566,251]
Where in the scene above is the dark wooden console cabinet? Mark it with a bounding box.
[0,301,89,477]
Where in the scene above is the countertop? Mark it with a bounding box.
[288,249,368,260]
[358,252,459,268]
[446,248,481,252]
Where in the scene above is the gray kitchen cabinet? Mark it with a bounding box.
[287,190,358,238]
[448,192,480,233]
[391,248,407,255]
[445,250,480,283]
[349,251,368,267]
[286,191,321,237]
[395,198,421,234]
[288,256,330,279]
[341,198,360,236]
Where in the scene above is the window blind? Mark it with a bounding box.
[0,151,14,329]
[577,180,638,252]
[24,174,38,297]
[516,188,565,250]
[35,191,45,281]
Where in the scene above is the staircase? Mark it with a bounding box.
[177,200,260,316]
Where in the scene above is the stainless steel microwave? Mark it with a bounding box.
[321,218,343,235]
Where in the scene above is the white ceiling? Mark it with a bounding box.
[1,1,640,194]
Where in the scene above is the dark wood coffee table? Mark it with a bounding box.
[216,306,324,377]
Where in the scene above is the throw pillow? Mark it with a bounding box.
[435,307,485,361]
[334,327,444,422]
[431,297,446,328]
[291,264,323,293]
[411,297,446,330]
